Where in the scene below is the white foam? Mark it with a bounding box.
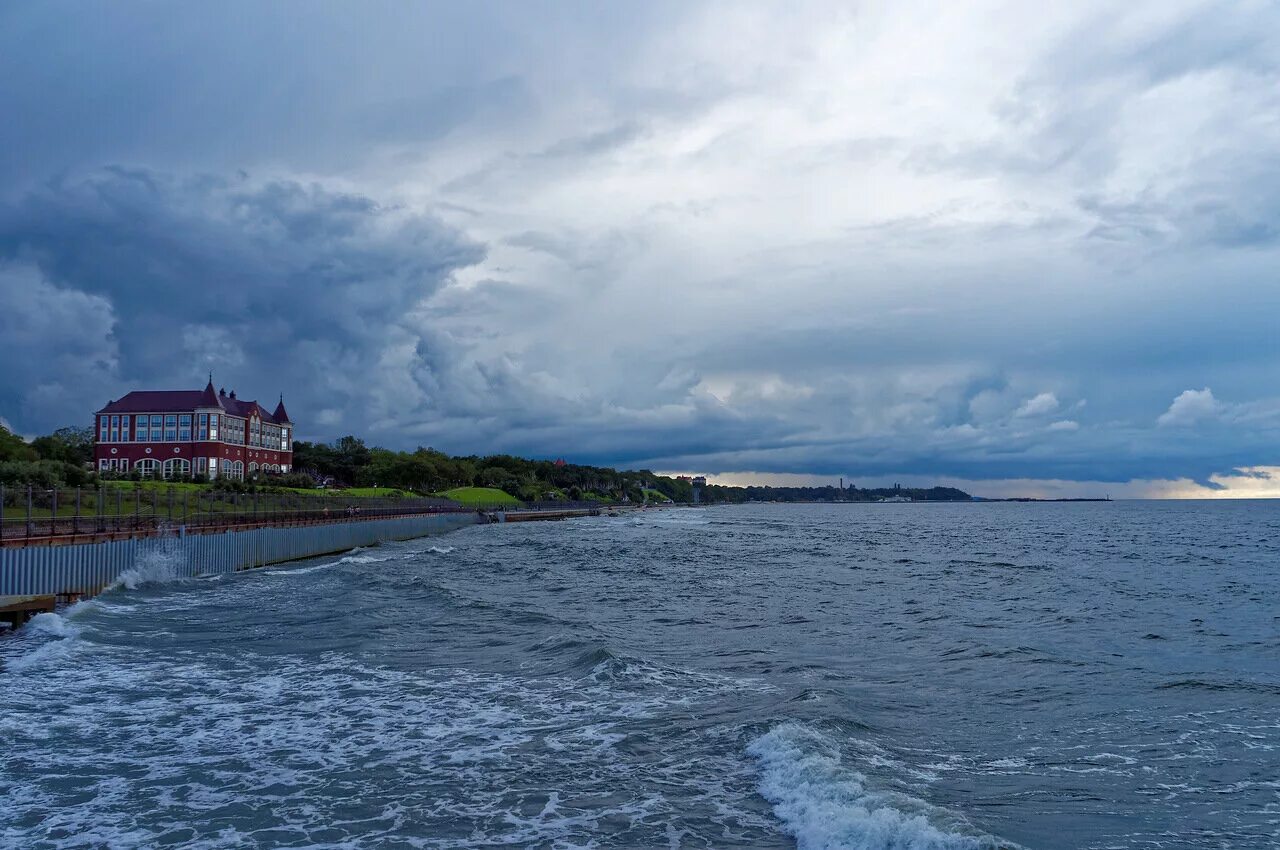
[1,649,778,847]
[336,552,396,565]
[427,545,454,554]
[4,609,86,672]
[26,611,76,639]
[110,548,184,590]
[748,723,1013,850]
[266,561,335,577]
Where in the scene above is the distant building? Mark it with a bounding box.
[93,378,294,480]
[691,475,706,503]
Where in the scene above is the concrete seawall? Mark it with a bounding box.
[0,512,480,599]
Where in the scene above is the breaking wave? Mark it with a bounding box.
[748,723,1017,850]
[109,549,185,590]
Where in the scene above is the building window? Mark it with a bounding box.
[150,415,162,441]
[164,415,177,441]
[135,415,148,441]
[119,458,129,472]
[109,415,120,442]
[136,459,160,478]
[197,413,208,440]
[209,414,219,440]
[99,417,109,442]
[99,458,109,470]
[179,414,192,441]
[281,428,290,450]
[162,458,191,479]
[196,457,207,474]
[121,417,129,442]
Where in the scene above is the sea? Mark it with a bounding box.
[2,501,1278,849]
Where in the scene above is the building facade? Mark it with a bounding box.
[93,379,293,480]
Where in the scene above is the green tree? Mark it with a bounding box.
[0,423,38,462]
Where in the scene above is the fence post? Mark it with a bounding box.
[168,487,174,522]
[117,488,123,533]
[26,485,32,540]
[51,489,58,536]
[74,487,81,535]
[183,491,189,524]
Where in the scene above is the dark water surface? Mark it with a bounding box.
[3,502,1278,848]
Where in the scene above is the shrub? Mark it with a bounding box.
[274,472,316,489]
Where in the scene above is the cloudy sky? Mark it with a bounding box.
[1,1,1278,497]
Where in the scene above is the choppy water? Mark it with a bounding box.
[3,502,1279,849]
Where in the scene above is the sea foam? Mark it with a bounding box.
[748,723,1015,850]
[109,549,184,590]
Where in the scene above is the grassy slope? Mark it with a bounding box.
[437,486,520,507]
[97,481,408,497]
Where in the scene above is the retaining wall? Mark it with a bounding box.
[0,513,479,597]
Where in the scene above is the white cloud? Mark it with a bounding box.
[1015,392,1060,418]
[1047,419,1080,431]
[1157,387,1221,427]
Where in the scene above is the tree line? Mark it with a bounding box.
[1,422,971,503]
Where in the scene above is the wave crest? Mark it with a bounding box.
[748,722,1016,850]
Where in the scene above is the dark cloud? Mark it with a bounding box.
[0,168,483,430]
[1,2,1279,493]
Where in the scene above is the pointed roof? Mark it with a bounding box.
[272,395,292,424]
[197,376,222,409]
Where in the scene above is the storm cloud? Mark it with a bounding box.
[1,1,1279,496]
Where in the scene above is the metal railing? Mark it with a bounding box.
[0,485,604,544]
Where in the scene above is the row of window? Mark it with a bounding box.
[98,414,289,449]
[98,458,190,477]
[98,457,289,479]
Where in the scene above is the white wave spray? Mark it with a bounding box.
[748,723,1015,850]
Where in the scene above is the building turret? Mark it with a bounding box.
[272,395,293,424]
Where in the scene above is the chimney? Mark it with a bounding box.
[229,389,237,399]
[219,387,226,396]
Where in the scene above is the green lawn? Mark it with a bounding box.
[99,480,412,497]
[642,488,669,502]
[102,479,206,493]
[436,486,520,508]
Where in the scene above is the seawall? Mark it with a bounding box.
[0,512,480,600]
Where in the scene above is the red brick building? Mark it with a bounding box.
[93,379,293,480]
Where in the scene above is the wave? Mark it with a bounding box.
[1156,678,1280,696]
[3,602,99,673]
[748,723,1016,850]
[266,561,335,577]
[336,552,396,565]
[427,545,454,554]
[109,549,185,591]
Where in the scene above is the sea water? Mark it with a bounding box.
[2,502,1277,848]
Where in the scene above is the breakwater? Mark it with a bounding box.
[0,512,480,603]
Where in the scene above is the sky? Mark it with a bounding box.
[1,1,1278,497]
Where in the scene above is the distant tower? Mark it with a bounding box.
[691,475,706,504]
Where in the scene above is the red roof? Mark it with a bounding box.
[97,381,291,425]
[97,390,213,415]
